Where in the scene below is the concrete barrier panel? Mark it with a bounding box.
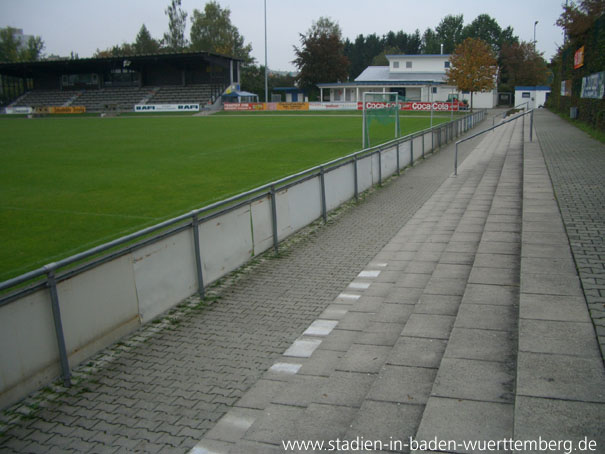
[0,290,59,408]
[381,147,397,179]
[250,196,274,256]
[398,141,411,169]
[279,177,322,237]
[199,205,254,285]
[357,155,373,193]
[60,255,141,346]
[133,230,197,323]
[325,164,355,211]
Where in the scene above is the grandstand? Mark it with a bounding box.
[0,52,241,112]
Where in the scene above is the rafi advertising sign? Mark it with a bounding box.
[134,104,200,112]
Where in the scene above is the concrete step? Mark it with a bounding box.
[189,118,524,454]
[412,117,523,453]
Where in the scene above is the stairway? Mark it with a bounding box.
[188,115,605,454]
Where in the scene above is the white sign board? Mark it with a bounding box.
[134,104,200,113]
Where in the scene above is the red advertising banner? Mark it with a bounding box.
[223,103,266,111]
[357,101,459,111]
[574,46,585,69]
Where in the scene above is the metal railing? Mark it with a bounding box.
[0,109,485,388]
[455,108,533,176]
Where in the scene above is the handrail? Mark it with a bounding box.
[455,109,533,176]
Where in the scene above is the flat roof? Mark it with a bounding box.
[515,86,551,91]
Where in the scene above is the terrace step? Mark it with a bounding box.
[188,117,524,453]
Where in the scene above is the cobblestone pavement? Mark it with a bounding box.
[534,109,605,361]
[0,112,501,453]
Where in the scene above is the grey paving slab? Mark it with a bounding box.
[371,303,414,324]
[400,314,455,340]
[468,266,519,286]
[319,371,375,408]
[337,345,391,374]
[461,284,518,306]
[243,404,304,445]
[454,304,515,332]
[518,319,602,358]
[518,293,591,323]
[516,352,605,403]
[345,401,424,453]
[367,365,436,405]
[444,328,513,362]
[414,398,513,454]
[431,358,515,403]
[387,337,448,369]
[271,375,329,407]
[297,349,343,377]
[234,380,286,411]
[514,396,605,449]
[414,294,461,316]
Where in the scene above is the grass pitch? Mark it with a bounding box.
[0,112,451,281]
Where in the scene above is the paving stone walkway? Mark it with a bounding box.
[533,109,605,360]
[0,112,499,454]
[189,113,605,454]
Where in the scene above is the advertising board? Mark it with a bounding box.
[134,104,200,112]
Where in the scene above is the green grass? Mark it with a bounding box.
[0,113,450,281]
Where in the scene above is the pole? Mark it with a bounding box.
[430,85,434,129]
[264,0,268,103]
[533,20,538,48]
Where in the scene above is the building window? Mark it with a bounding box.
[406,61,412,69]
[444,61,450,68]
[393,61,399,69]
[432,87,437,94]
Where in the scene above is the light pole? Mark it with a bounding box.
[264,0,268,103]
[533,20,538,48]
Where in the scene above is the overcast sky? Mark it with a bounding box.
[1,0,565,71]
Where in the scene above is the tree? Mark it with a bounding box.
[293,17,349,95]
[461,14,502,50]
[190,1,253,62]
[436,15,464,54]
[134,24,160,54]
[0,27,45,62]
[557,0,605,40]
[163,0,188,51]
[499,41,548,90]
[422,28,441,54]
[447,38,498,110]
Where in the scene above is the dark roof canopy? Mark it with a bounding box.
[0,51,241,78]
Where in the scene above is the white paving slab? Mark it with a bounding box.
[303,319,339,336]
[283,338,323,358]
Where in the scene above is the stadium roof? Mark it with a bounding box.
[0,51,242,78]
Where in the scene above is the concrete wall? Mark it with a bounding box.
[0,112,482,409]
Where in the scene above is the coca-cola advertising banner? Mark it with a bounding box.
[357,101,459,111]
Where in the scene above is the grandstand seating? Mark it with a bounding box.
[9,83,224,112]
[74,87,153,112]
[12,90,78,108]
[147,84,217,106]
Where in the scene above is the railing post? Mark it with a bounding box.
[454,142,458,176]
[422,133,425,159]
[378,148,382,185]
[45,263,71,388]
[396,142,400,175]
[270,186,279,253]
[410,138,414,166]
[353,155,359,201]
[530,109,534,142]
[320,166,327,223]
[191,211,205,297]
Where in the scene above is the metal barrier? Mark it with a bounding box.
[0,109,485,391]
[455,109,533,176]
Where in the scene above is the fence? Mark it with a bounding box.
[0,109,485,408]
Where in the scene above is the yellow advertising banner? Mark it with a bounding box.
[276,102,309,111]
[49,106,86,114]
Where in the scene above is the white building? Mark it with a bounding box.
[317,54,497,109]
[514,86,551,109]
